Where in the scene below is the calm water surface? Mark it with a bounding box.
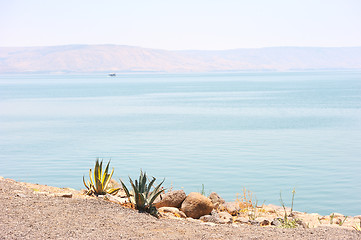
[0,71,360,216]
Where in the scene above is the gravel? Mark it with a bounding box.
[1,178,360,240]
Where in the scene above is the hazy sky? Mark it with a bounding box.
[1,0,361,50]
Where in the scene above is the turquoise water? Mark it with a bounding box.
[0,71,360,216]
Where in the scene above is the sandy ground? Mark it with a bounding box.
[1,177,360,240]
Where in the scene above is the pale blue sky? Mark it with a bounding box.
[1,0,360,50]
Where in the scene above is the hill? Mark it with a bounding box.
[0,45,360,73]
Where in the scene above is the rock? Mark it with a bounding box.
[234,216,249,224]
[200,215,218,223]
[255,217,270,226]
[200,210,233,224]
[222,202,240,216]
[335,218,342,225]
[0,176,4,181]
[208,192,225,208]
[158,207,187,218]
[255,217,271,226]
[15,193,27,198]
[288,211,303,218]
[261,205,277,214]
[116,190,128,198]
[154,190,186,208]
[290,213,321,228]
[354,215,361,220]
[108,179,121,189]
[54,192,72,198]
[180,192,214,219]
[80,189,88,195]
[160,212,184,219]
[106,194,129,204]
[249,220,259,225]
[271,218,283,227]
[218,212,233,224]
[295,219,308,228]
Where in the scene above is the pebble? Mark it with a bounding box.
[15,193,27,198]
[55,193,72,198]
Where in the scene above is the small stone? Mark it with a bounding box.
[271,218,282,227]
[210,209,219,216]
[55,193,72,198]
[222,202,240,216]
[256,217,270,226]
[108,179,121,189]
[354,215,361,220]
[250,220,259,225]
[208,192,225,207]
[202,211,233,224]
[200,215,217,223]
[103,194,126,204]
[218,212,233,224]
[116,191,128,198]
[158,207,187,218]
[294,219,308,228]
[0,176,4,181]
[234,216,249,224]
[80,189,88,195]
[15,193,27,198]
[261,205,277,213]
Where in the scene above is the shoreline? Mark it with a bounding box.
[1,176,361,239]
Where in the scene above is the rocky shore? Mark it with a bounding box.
[1,176,360,239]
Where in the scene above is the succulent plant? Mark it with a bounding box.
[83,158,120,196]
[120,170,165,216]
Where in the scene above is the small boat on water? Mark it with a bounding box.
[108,73,116,77]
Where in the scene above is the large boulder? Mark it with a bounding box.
[154,190,186,208]
[180,192,214,219]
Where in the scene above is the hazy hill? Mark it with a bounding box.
[0,45,360,73]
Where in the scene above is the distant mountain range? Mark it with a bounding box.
[0,45,360,73]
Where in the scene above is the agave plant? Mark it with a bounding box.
[83,158,120,196]
[120,170,165,215]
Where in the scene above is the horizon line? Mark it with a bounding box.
[1,44,361,51]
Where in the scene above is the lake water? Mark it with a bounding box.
[0,71,360,216]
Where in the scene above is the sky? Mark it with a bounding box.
[0,0,361,50]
